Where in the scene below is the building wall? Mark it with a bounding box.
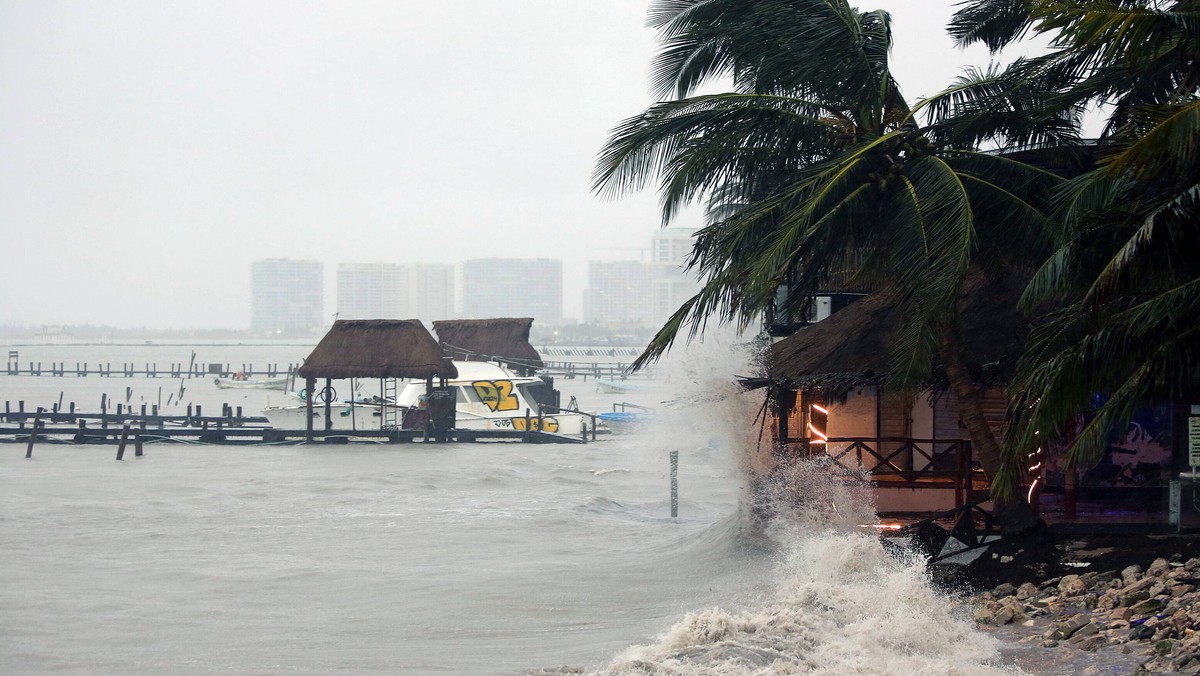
[462,258,562,323]
[337,263,404,320]
[584,260,654,326]
[250,258,323,334]
[403,263,454,321]
[337,262,454,322]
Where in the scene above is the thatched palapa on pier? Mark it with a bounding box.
[764,268,1032,398]
[297,320,457,380]
[432,318,544,370]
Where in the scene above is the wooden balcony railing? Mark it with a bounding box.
[787,436,984,507]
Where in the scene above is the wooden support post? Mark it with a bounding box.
[324,378,333,431]
[304,376,316,441]
[116,424,131,460]
[135,422,145,456]
[25,407,43,458]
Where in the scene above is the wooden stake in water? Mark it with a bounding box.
[25,407,43,459]
[116,424,131,460]
[670,450,679,518]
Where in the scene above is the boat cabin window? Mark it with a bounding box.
[458,386,484,403]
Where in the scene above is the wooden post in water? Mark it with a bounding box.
[135,422,145,456]
[116,424,131,460]
[324,378,333,432]
[25,407,43,458]
[670,451,679,518]
[305,376,316,441]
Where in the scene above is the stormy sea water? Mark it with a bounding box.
[1,338,1018,674]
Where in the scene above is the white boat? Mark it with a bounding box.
[261,360,602,436]
[213,376,289,390]
[594,377,649,394]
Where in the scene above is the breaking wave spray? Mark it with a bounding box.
[585,330,1019,675]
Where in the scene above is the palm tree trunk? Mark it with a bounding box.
[937,323,1036,532]
[936,325,1004,486]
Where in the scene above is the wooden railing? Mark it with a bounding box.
[788,436,983,507]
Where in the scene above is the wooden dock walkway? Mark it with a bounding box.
[0,357,650,383]
[1,425,586,446]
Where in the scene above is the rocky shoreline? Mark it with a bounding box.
[971,536,1200,674]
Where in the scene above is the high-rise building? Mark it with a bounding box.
[651,227,695,267]
[462,258,562,323]
[650,228,700,324]
[404,263,454,321]
[337,262,454,321]
[337,263,405,320]
[250,258,324,334]
[583,260,654,327]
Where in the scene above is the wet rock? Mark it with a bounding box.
[1131,598,1168,616]
[1124,565,1144,585]
[1072,634,1108,651]
[992,582,1016,598]
[1149,558,1172,578]
[1059,574,1088,597]
[1015,582,1038,600]
[1132,624,1158,641]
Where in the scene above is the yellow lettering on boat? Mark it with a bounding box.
[512,417,558,433]
[472,380,518,412]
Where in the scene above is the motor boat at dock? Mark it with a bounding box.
[262,360,604,437]
[213,375,289,390]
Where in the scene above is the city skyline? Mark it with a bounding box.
[0,1,1029,330]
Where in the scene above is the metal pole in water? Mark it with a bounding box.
[670,450,679,518]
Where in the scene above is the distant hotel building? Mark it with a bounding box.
[583,260,654,327]
[337,262,454,322]
[462,258,562,324]
[650,228,700,325]
[583,228,700,329]
[250,258,324,334]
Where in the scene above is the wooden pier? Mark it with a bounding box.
[1,401,591,447]
[2,357,297,380]
[0,356,650,383]
[2,424,586,446]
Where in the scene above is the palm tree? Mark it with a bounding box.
[594,0,1067,509]
[950,0,1200,494]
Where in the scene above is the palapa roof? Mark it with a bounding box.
[297,319,457,380]
[764,268,1032,396]
[432,318,544,369]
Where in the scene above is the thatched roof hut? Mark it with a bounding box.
[432,318,544,369]
[297,319,458,380]
[764,268,1032,397]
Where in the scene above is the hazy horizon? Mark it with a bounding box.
[2,1,1030,330]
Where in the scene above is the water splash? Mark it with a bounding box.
[584,328,1021,674]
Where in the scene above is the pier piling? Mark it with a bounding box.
[116,424,131,460]
[25,407,42,458]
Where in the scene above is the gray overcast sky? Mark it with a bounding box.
[1,0,1022,330]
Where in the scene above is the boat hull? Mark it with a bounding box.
[261,402,597,436]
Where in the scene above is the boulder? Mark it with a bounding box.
[1059,575,1089,597]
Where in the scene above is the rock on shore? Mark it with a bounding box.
[974,554,1200,673]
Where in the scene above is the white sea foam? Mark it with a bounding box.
[590,458,1021,674]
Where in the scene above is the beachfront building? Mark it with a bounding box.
[462,258,562,324]
[583,260,655,328]
[337,263,454,322]
[250,258,324,335]
[337,263,405,320]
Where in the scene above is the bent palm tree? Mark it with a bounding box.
[952,0,1200,493]
[595,0,1066,506]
